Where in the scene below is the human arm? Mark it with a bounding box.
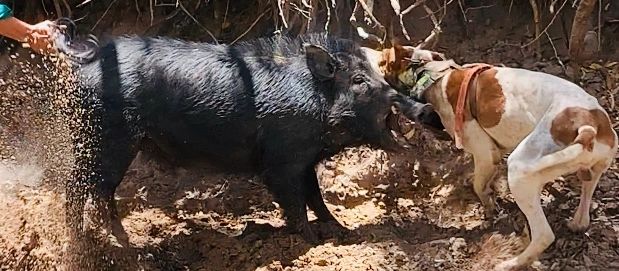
[0,4,56,54]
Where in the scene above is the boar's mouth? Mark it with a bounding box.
[385,106,414,148]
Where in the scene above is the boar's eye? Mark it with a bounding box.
[352,74,366,84]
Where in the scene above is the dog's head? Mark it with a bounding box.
[362,44,445,92]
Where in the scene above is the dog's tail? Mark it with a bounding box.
[530,125,597,173]
[53,18,100,64]
[573,125,597,152]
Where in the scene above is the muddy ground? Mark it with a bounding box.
[1,1,619,270]
[0,121,618,271]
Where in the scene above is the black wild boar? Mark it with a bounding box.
[57,31,439,242]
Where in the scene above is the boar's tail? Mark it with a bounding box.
[53,17,99,64]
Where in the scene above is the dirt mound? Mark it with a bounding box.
[0,188,66,270]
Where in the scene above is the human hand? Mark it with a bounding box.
[25,20,57,54]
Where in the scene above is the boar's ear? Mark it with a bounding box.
[304,44,338,81]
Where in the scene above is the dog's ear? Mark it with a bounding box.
[392,43,412,71]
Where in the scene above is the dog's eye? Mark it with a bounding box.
[352,75,365,84]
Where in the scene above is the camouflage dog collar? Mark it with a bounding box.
[398,65,434,102]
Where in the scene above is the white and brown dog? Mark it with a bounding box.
[362,45,618,270]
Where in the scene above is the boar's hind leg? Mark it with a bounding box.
[263,156,319,243]
[68,103,139,244]
[304,168,337,222]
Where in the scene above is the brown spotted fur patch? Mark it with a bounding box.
[445,68,505,127]
[474,69,505,128]
[550,107,616,149]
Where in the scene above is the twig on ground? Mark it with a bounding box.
[390,0,401,16]
[401,0,426,16]
[424,4,439,26]
[419,0,454,21]
[545,32,566,73]
[134,0,142,24]
[53,0,63,18]
[464,4,495,14]
[277,0,289,29]
[439,0,452,23]
[608,87,617,110]
[289,2,310,18]
[390,0,411,40]
[220,0,229,35]
[349,0,385,45]
[231,8,271,45]
[177,0,218,44]
[324,0,335,32]
[61,0,72,18]
[355,0,385,32]
[41,0,50,17]
[457,0,467,22]
[529,0,541,56]
[416,26,441,49]
[150,0,154,26]
[77,0,93,8]
[91,0,118,31]
[522,0,568,48]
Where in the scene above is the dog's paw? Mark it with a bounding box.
[567,220,589,233]
[494,258,520,271]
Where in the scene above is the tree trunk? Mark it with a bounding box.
[569,0,596,61]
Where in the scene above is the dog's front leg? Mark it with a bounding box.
[463,125,502,218]
[472,154,499,218]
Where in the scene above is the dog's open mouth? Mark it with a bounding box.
[386,106,415,147]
